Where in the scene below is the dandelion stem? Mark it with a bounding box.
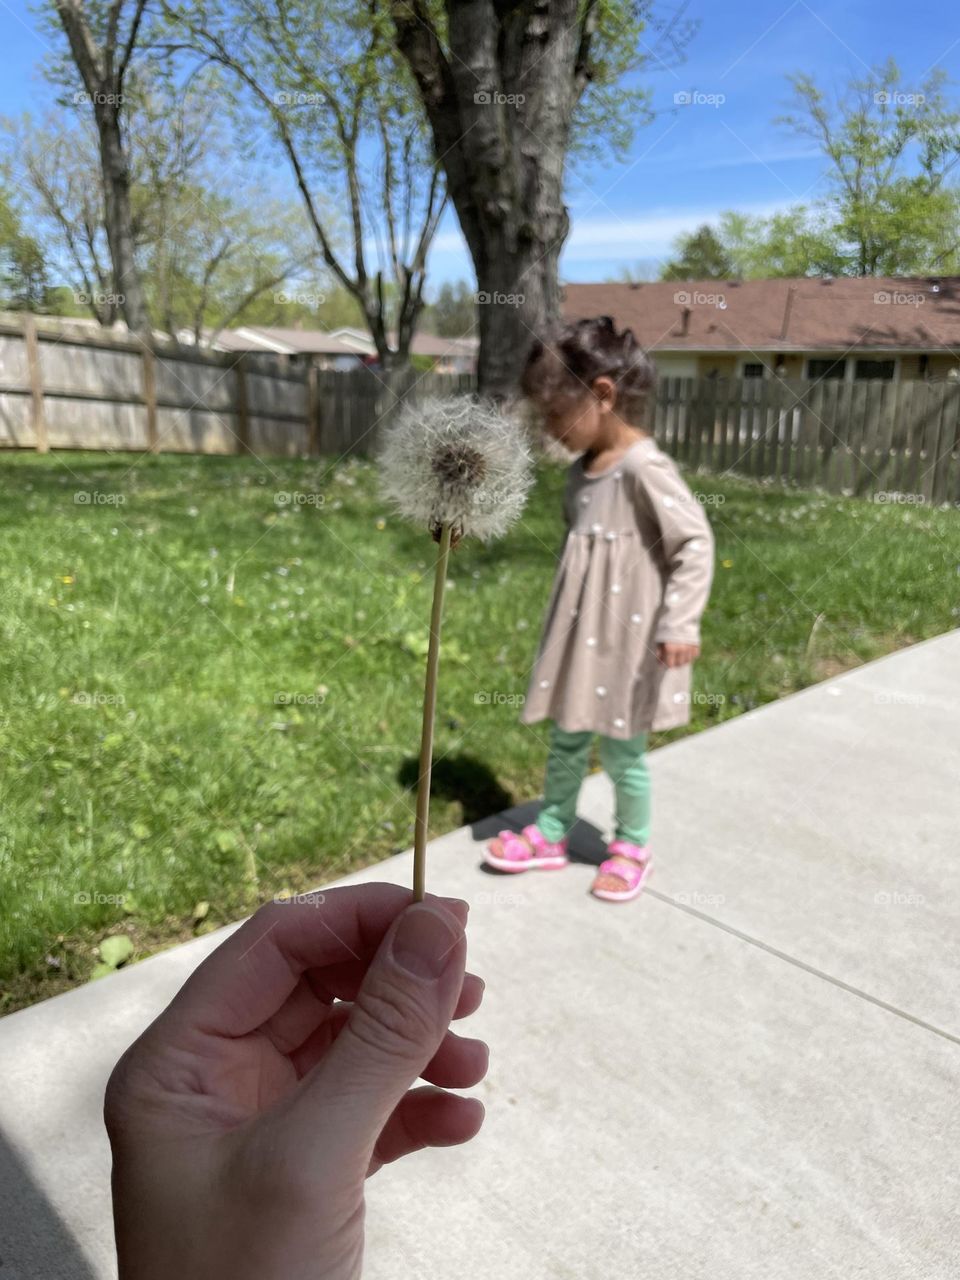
[413,521,453,901]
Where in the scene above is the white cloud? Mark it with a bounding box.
[423,199,801,283]
[560,202,786,261]
[636,144,823,172]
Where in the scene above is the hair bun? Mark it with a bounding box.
[521,314,657,422]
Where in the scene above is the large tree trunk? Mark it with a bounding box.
[474,234,565,399]
[393,0,592,400]
[96,110,149,332]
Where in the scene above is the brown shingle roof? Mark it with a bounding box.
[561,278,960,353]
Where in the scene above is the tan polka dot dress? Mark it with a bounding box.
[520,437,716,738]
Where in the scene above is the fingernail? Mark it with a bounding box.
[391,904,462,980]
[439,896,470,926]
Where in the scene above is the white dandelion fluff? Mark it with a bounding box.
[375,396,535,904]
[378,397,534,543]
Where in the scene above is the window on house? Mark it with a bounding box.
[854,359,895,380]
[742,363,765,378]
[807,357,846,380]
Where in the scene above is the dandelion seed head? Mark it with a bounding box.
[377,397,534,542]
[431,442,487,489]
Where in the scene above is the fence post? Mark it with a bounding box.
[141,340,159,452]
[22,314,48,453]
[306,359,320,455]
[234,353,251,454]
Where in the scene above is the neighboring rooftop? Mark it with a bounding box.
[213,326,367,356]
[562,277,960,352]
[210,325,479,360]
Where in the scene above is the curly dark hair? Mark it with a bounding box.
[521,316,656,424]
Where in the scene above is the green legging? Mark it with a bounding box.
[535,722,651,846]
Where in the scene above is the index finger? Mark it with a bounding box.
[161,883,468,1040]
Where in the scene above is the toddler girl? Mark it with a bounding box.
[484,316,715,901]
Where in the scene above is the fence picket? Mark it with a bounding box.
[874,378,900,494]
[852,382,875,492]
[750,376,772,478]
[675,377,693,462]
[888,379,913,495]
[899,380,925,498]
[847,381,870,495]
[702,377,716,471]
[802,379,826,487]
[931,384,960,504]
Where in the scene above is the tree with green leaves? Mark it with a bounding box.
[129,83,322,341]
[658,209,848,281]
[777,58,960,276]
[9,111,128,324]
[8,91,321,337]
[659,59,960,284]
[660,224,735,280]
[159,0,446,368]
[0,182,47,310]
[714,209,848,279]
[391,0,692,396]
[423,278,476,336]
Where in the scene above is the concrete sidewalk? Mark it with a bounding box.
[1,631,958,1279]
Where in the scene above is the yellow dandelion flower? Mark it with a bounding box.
[721,559,734,569]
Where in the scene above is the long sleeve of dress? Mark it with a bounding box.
[628,450,715,646]
[557,472,574,555]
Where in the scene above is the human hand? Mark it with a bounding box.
[104,884,487,1280]
[656,640,700,668]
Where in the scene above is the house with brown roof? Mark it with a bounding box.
[562,278,960,383]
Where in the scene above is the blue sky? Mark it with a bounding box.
[2,0,958,293]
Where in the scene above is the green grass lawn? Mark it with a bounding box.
[1,447,958,1012]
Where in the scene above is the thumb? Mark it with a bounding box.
[288,900,467,1172]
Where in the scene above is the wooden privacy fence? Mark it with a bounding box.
[2,313,959,503]
[652,374,960,504]
[0,313,472,459]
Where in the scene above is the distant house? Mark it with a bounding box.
[405,332,478,374]
[562,278,960,383]
[211,325,477,374]
[213,326,369,370]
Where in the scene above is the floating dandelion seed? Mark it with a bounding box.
[377,398,534,900]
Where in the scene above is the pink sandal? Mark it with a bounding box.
[483,823,569,873]
[591,839,653,903]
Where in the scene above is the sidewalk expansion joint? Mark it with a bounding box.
[647,888,960,1050]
